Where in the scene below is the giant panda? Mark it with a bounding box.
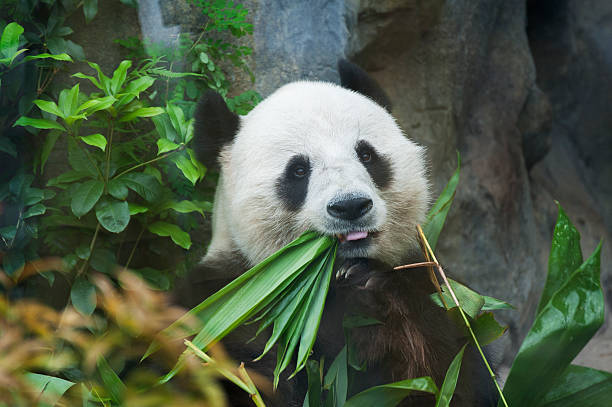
[175,60,498,407]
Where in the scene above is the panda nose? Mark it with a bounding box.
[327,197,373,220]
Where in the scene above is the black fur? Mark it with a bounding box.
[338,59,392,111]
[193,91,240,170]
[356,140,393,189]
[275,154,311,211]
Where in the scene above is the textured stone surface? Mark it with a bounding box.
[253,0,348,96]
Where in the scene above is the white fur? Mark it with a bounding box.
[204,81,430,267]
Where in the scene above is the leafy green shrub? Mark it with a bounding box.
[12,59,211,313]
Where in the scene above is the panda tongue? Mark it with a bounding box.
[346,231,368,241]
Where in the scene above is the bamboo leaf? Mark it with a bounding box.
[435,344,466,407]
[344,377,438,407]
[24,372,75,407]
[110,60,131,95]
[96,355,126,404]
[24,52,72,62]
[423,152,460,250]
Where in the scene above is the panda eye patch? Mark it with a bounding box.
[276,154,311,211]
[355,140,393,189]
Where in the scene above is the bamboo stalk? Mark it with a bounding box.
[415,225,509,407]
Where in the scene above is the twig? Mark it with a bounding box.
[393,261,439,270]
[415,225,509,407]
[184,340,266,406]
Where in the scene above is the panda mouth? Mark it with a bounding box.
[336,231,378,243]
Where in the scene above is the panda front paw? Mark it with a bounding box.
[335,258,388,291]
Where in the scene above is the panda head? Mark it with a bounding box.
[194,61,430,268]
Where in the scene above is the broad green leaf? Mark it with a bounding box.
[34,99,64,118]
[40,132,60,173]
[481,295,513,311]
[119,172,161,202]
[344,377,438,407]
[171,154,199,185]
[73,72,101,89]
[58,84,80,117]
[24,52,72,62]
[77,96,116,114]
[423,152,460,250]
[166,103,187,140]
[47,170,89,187]
[116,76,156,107]
[95,198,130,233]
[108,178,128,200]
[24,372,74,407]
[87,61,111,94]
[187,148,206,180]
[67,138,99,178]
[134,268,170,290]
[71,180,104,217]
[501,241,603,407]
[471,312,507,346]
[23,203,46,218]
[430,278,485,319]
[152,114,178,142]
[539,365,612,407]
[536,204,583,314]
[128,203,148,215]
[162,200,205,217]
[90,248,117,274]
[435,345,466,407]
[80,133,107,151]
[14,116,65,131]
[0,22,23,60]
[148,222,191,249]
[24,188,44,206]
[118,107,164,122]
[97,356,126,404]
[71,277,96,315]
[83,0,98,23]
[110,60,131,95]
[157,138,180,155]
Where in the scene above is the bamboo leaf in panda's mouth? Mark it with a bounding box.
[146,231,338,386]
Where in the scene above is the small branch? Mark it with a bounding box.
[112,146,185,180]
[76,222,101,277]
[104,121,115,190]
[184,340,256,397]
[393,261,438,270]
[415,225,509,407]
[416,225,448,309]
[123,223,146,271]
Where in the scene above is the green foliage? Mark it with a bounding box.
[148,232,338,387]
[116,0,262,116]
[11,59,211,315]
[501,204,606,406]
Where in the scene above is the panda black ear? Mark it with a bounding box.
[193,91,239,169]
[338,59,392,111]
